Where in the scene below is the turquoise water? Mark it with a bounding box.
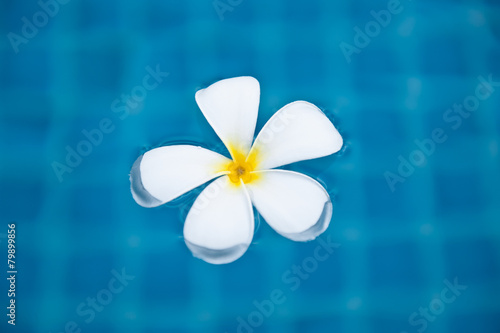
[1,0,500,332]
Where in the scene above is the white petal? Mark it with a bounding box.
[245,170,332,241]
[249,101,343,170]
[184,176,254,264]
[130,145,230,207]
[195,76,260,157]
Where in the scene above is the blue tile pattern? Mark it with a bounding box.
[1,0,499,332]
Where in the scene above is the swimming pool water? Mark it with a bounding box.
[1,0,500,332]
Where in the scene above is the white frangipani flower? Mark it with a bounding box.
[130,76,343,264]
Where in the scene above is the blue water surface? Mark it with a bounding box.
[1,0,500,332]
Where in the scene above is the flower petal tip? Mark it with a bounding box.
[130,154,163,208]
[185,240,250,265]
[280,200,333,242]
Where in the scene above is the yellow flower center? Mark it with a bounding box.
[227,159,253,184]
[224,146,260,185]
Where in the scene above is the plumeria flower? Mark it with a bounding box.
[130,77,343,264]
